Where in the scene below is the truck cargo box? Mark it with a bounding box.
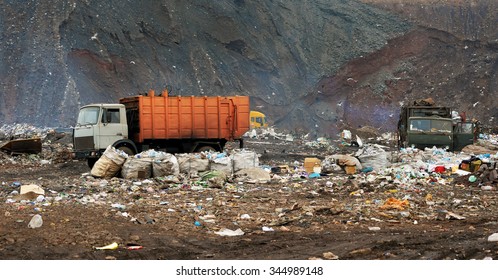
[120,90,250,143]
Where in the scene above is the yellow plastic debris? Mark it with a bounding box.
[425,193,433,201]
[379,197,410,211]
[95,242,119,250]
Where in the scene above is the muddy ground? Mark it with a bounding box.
[0,134,498,262]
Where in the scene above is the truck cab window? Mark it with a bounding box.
[77,107,100,125]
[410,120,430,132]
[103,108,120,123]
[432,120,452,133]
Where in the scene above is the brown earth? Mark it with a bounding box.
[1,137,498,261]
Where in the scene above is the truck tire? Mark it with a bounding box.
[196,145,216,153]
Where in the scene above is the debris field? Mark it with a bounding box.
[1,125,498,260]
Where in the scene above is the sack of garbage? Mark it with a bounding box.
[231,149,259,172]
[321,157,344,173]
[327,154,363,170]
[91,145,128,178]
[234,167,271,183]
[152,153,180,177]
[121,157,152,179]
[177,154,210,174]
[209,153,233,175]
[355,144,391,172]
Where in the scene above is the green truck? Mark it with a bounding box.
[397,103,478,151]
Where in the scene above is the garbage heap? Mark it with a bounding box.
[0,124,74,164]
[90,146,264,187]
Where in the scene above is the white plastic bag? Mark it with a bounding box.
[121,157,152,179]
[231,150,259,172]
[177,154,210,174]
[152,153,180,177]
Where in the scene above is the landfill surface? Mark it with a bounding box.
[1,125,498,260]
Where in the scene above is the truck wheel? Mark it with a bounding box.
[196,145,216,153]
[116,146,134,156]
[87,158,98,169]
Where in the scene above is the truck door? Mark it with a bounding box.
[97,107,127,148]
[74,106,100,151]
[454,122,475,151]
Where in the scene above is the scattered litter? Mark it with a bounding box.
[488,233,498,242]
[240,214,251,219]
[379,198,410,211]
[28,214,43,229]
[126,244,144,250]
[445,211,466,220]
[214,228,245,236]
[323,252,339,260]
[95,242,119,250]
[111,203,126,211]
[20,184,45,196]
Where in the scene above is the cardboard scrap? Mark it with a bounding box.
[379,197,410,211]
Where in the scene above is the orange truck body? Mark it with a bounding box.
[120,89,250,147]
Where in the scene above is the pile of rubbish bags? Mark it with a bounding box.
[90,146,261,182]
[87,141,498,190]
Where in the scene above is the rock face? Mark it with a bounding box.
[0,0,497,137]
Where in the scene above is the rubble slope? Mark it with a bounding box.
[1,0,497,137]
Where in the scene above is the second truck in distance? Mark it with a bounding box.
[397,98,478,151]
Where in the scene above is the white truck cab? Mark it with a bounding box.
[73,104,128,164]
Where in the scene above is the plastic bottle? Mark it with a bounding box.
[28,214,43,228]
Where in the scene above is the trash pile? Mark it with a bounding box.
[0,123,49,140]
[79,135,498,196]
[2,126,498,251]
[90,146,263,187]
[0,124,73,165]
[245,127,294,141]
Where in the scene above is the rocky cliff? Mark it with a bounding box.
[285,0,498,136]
[1,0,497,137]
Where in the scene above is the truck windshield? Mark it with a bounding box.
[409,119,452,133]
[77,107,100,125]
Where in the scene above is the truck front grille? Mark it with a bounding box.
[74,136,94,150]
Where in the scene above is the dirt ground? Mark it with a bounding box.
[1,134,498,261]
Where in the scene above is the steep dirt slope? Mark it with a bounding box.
[275,0,498,137]
[1,0,497,137]
[290,26,498,137]
[0,0,409,129]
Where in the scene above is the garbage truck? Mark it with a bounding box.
[397,98,478,151]
[249,110,268,128]
[73,89,250,167]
